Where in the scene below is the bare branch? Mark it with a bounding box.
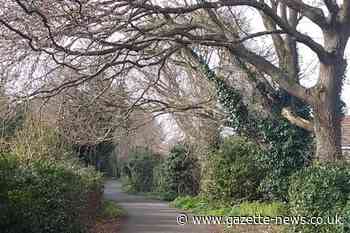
[282,107,314,132]
[227,45,313,103]
[323,0,340,14]
[282,0,328,28]
[238,30,286,43]
[132,0,331,63]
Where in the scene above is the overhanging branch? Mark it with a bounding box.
[133,0,331,63]
[227,45,313,104]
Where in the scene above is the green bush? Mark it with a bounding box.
[121,148,160,193]
[153,145,199,199]
[203,137,266,203]
[0,153,103,233]
[288,164,350,233]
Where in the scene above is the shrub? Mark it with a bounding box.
[342,200,350,233]
[288,164,350,233]
[0,153,103,233]
[120,148,160,193]
[11,118,73,163]
[152,164,177,201]
[153,145,200,199]
[203,137,266,203]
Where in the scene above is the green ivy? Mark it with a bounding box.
[193,50,313,201]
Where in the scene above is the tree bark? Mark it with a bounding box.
[312,29,347,162]
[313,100,342,162]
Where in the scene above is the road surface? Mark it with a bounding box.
[104,179,220,233]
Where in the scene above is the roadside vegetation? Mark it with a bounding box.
[0,112,104,233]
[171,196,287,218]
[99,200,126,219]
[90,200,126,233]
[117,134,350,233]
[1,1,350,232]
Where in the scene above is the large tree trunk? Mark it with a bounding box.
[313,60,346,162]
[313,101,342,162]
[313,29,347,162]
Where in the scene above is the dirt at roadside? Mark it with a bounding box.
[90,217,124,233]
[229,224,282,233]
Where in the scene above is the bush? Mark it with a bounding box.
[288,164,350,233]
[11,119,73,163]
[0,153,103,233]
[202,137,266,203]
[120,148,160,193]
[153,145,200,199]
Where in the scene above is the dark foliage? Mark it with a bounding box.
[154,145,200,199]
[0,154,103,233]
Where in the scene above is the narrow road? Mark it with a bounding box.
[104,180,220,233]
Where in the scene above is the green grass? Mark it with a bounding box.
[239,201,288,217]
[171,196,240,216]
[99,200,126,219]
[120,177,177,201]
[140,191,177,201]
[171,196,287,218]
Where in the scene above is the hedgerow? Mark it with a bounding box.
[0,153,103,233]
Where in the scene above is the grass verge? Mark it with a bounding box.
[171,196,286,233]
[99,200,126,219]
[171,196,287,217]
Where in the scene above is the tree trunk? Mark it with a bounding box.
[312,27,348,163]
[313,60,345,162]
[313,103,342,162]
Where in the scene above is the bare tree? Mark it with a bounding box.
[1,0,350,162]
[135,55,224,147]
[115,109,165,159]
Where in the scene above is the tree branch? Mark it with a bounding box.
[132,0,331,63]
[324,0,340,14]
[227,45,313,104]
[281,107,314,132]
[282,0,328,28]
[238,30,286,43]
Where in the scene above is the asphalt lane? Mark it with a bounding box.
[103,180,220,233]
